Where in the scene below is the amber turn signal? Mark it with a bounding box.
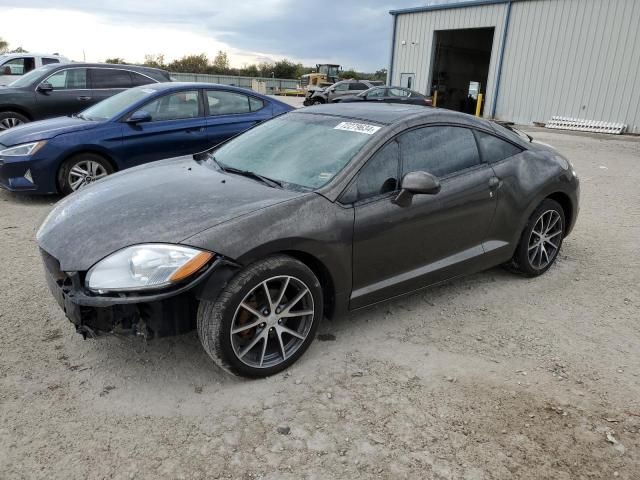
[169,251,214,282]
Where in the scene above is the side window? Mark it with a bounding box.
[1,57,35,75]
[350,82,368,91]
[248,96,265,111]
[333,82,349,92]
[399,126,480,178]
[207,90,251,115]
[42,58,60,65]
[474,130,523,163]
[45,68,87,89]
[388,88,409,97]
[129,72,154,87]
[140,90,200,121]
[342,141,399,204]
[90,68,132,89]
[366,88,386,98]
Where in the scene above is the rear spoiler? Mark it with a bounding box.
[493,120,533,143]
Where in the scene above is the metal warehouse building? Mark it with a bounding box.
[388,0,640,133]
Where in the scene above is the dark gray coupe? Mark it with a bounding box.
[37,103,579,377]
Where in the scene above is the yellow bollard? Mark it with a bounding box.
[475,93,484,117]
[432,90,438,107]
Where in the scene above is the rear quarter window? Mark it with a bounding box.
[474,130,523,163]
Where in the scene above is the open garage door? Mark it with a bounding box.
[431,27,494,115]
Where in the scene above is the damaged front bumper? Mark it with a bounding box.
[41,248,238,339]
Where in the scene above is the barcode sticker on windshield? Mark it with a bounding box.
[334,122,381,135]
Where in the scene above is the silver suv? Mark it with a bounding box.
[303,79,384,106]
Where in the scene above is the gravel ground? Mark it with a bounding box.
[1,128,639,479]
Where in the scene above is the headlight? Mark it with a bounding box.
[0,140,47,157]
[86,244,214,293]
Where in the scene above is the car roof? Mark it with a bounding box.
[299,103,437,125]
[299,102,500,130]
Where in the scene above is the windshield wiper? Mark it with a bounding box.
[213,160,282,189]
[73,113,88,120]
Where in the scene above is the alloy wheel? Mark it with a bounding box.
[528,209,563,269]
[0,117,23,131]
[68,160,109,191]
[230,275,315,369]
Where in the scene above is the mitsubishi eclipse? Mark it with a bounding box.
[37,103,579,377]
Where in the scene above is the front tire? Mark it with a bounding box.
[509,198,565,276]
[197,255,323,377]
[0,111,29,131]
[58,153,114,195]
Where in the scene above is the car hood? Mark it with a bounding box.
[0,116,101,146]
[36,156,305,271]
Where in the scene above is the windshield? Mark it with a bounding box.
[211,113,382,190]
[80,87,156,121]
[6,65,52,88]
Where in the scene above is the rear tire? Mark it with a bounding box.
[58,153,114,195]
[0,111,29,131]
[508,199,565,276]
[197,255,323,377]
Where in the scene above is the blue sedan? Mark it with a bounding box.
[0,82,293,194]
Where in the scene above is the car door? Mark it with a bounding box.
[327,81,349,102]
[34,67,89,118]
[386,88,412,105]
[349,125,498,308]
[363,88,388,102]
[117,89,208,167]
[204,89,272,147]
[0,56,36,85]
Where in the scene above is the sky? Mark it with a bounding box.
[0,0,465,71]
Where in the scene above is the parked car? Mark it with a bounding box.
[37,103,579,377]
[332,86,432,106]
[0,82,292,194]
[0,62,171,131]
[303,79,384,105]
[0,53,70,86]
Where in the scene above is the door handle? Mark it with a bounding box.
[185,127,205,133]
[77,96,92,101]
[488,176,501,189]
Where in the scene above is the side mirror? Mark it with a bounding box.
[393,171,440,206]
[37,82,54,93]
[126,110,152,124]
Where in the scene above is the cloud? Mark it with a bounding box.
[0,0,432,70]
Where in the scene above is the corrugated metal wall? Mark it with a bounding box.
[392,0,640,133]
[498,0,640,132]
[391,3,507,117]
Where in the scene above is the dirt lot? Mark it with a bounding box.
[1,128,639,479]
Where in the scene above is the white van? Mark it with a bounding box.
[0,53,70,85]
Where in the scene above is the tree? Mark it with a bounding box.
[341,68,359,80]
[143,53,165,68]
[373,68,388,82]
[105,57,126,64]
[212,51,230,73]
[272,59,303,79]
[167,54,209,73]
[0,37,8,54]
[9,46,27,53]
